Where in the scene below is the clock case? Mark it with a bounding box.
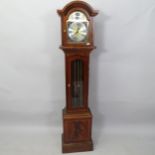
[57,1,98,153]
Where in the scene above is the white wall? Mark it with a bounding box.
[0,0,155,131]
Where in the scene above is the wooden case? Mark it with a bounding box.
[57,1,98,153]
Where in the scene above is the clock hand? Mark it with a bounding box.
[74,27,80,35]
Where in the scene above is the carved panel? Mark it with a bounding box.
[64,119,91,143]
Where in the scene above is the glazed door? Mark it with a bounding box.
[66,55,89,112]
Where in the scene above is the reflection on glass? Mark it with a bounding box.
[71,60,83,108]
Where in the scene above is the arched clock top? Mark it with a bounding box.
[57,1,98,17]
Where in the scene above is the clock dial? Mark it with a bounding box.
[67,11,89,43]
[68,22,87,42]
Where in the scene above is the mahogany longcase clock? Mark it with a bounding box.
[57,1,98,153]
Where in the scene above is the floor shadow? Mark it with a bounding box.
[89,11,110,147]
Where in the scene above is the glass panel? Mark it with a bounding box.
[71,60,84,108]
[67,11,89,43]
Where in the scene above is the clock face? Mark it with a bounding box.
[68,22,87,42]
[67,11,89,43]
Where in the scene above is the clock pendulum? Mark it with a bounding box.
[57,1,98,153]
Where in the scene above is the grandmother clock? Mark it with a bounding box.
[57,1,98,153]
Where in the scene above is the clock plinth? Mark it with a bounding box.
[62,136,93,153]
[62,109,93,153]
[57,1,98,153]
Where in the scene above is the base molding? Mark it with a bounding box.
[62,135,93,153]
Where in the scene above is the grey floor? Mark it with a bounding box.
[0,126,155,155]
